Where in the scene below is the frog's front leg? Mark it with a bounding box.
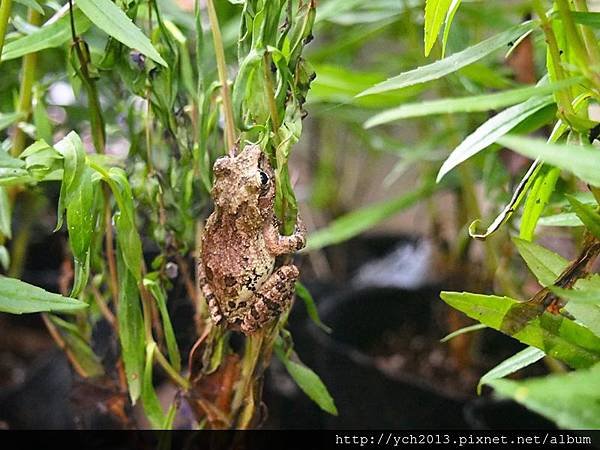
[265,216,307,255]
[240,265,299,334]
[197,261,223,325]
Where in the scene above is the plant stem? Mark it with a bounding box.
[555,0,600,91]
[263,52,281,133]
[0,0,12,63]
[532,0,575,117]
[573,0,600,69]
[206,0,236,155]
[11,9,42,157]
[153,345,190,390]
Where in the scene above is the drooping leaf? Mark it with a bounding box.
[0,277,87,314]
[440,291,600,369]
[358,21,536,96]
[295,282,331,333]
[365,78,578,128]
[144,277,181,373]
[513,237,569,287]
[305,181,434,251]
[437,95,553,182]
[440,323,487,343]
[478,346,545,395]
[1,10,91,61]
[274,337,337,415]
[565,195,600,240]
[117,253,145,404]
[424,0,453,57]
[109,168,143,283]
[498,135,600,187]
[47,314,104,378]
[489,362,600,429]
[77,0,167,67]
[142,342,166,428]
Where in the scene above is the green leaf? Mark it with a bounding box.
[551,276,600,335]
[569,11,600,28]
[513,237,569,287]
[489,362,600,429]
[295,282,331,333]
[47,315,104,378]
[305,181,434,251]
[0,187,11,238]
[144,277,181,373]
[424,0,452,57]
[274,338,337,416]
[538,212,583,227]
[0,276,87,314]
[440,323,487,343]
[365,78,578,128]
[13,0,44,14]
[566,194,600,240]
[1,10,91,61]
[440,291,600,369]
[478,346,545,395]
[142,342,166,428]
[117,253,145,404]
[357,21,535,96]
[77,0,167,67]
[54,132,86,231]
[437,95,553,182]
[441,0,462,58]
[565,302,600,336]
[519,167,560,241]
[0,112,22,132]
[109,168,143,283]
[498,135,600,187]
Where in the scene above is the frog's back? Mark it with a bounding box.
[201,215,274,303]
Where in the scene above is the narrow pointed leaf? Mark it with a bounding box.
[513,237,569,287]
[358,21,535,96]
[478,346,545,395]
[77,0,167,67]
[0,277,87,314]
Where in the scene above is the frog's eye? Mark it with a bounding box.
[259,170,270,188]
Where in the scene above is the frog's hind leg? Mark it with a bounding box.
[240,265,299,334]
[197,262,223,325]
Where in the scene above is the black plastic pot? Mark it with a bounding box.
[300,286,469,428]
[464,398,556,430]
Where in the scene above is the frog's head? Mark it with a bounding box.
[212,144,275,216]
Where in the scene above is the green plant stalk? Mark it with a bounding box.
[0,0,12,63]
[153,344,190,390]
[11,9,42,157]
[263,52,281,133]
[573,0,600,70]
[206,0,236,154]
[555,0,600,91]
[532,0,575,117]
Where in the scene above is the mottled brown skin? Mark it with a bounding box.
[198,144,306,334]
